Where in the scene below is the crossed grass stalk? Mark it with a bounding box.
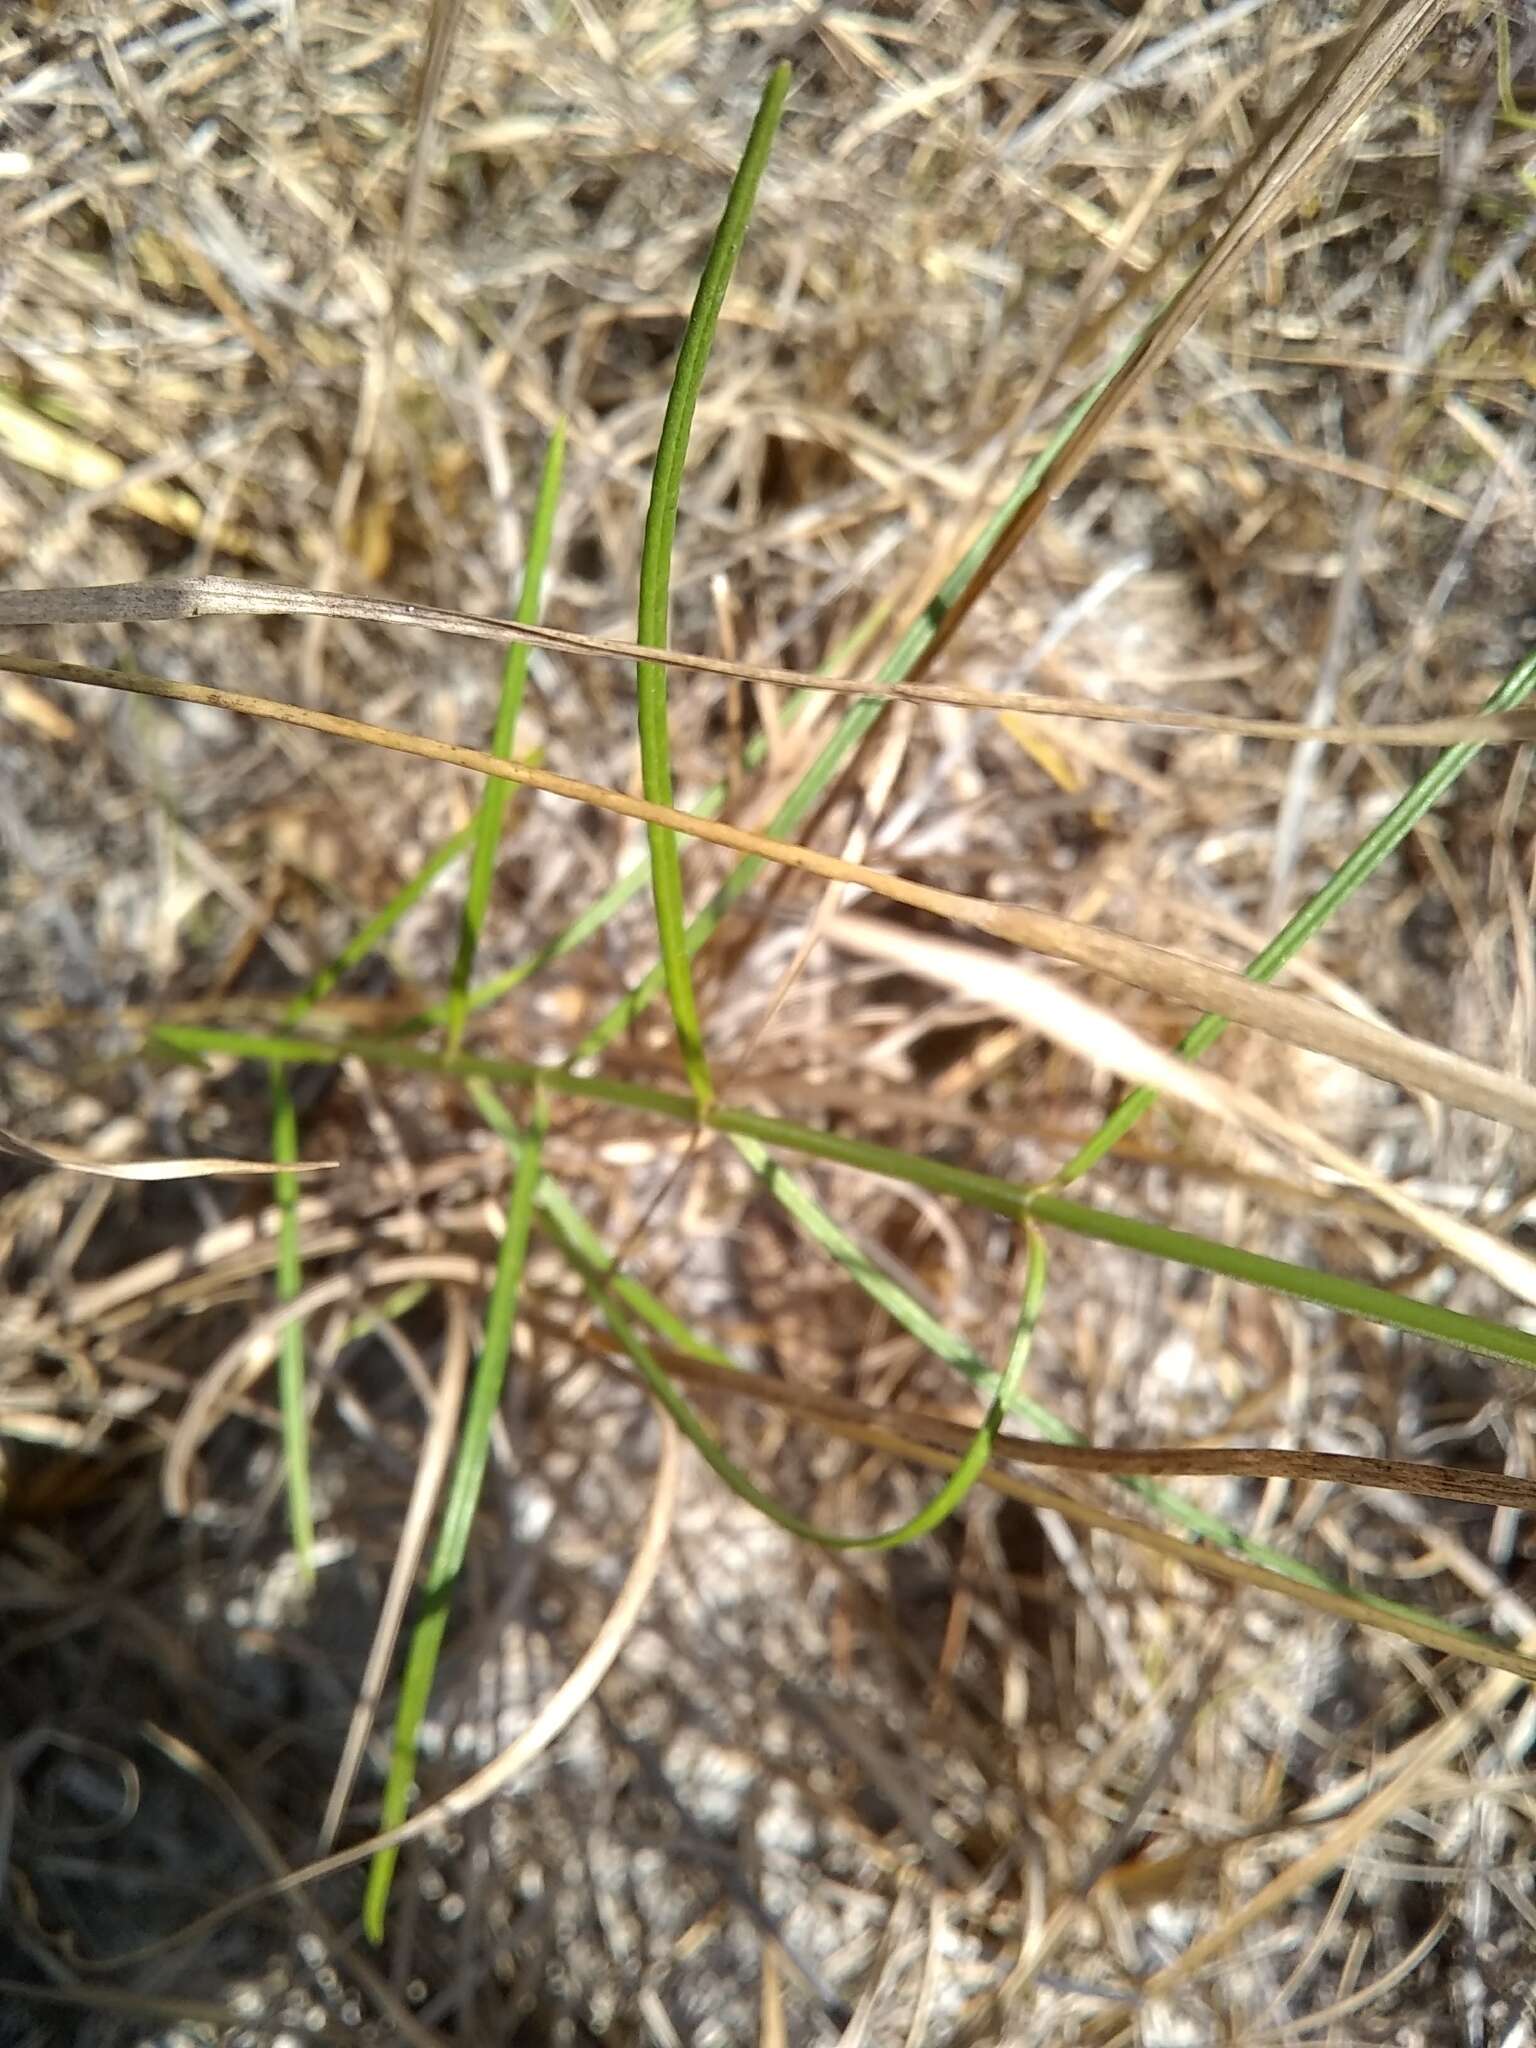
[12,39,1536,1936]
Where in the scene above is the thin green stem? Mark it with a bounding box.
[361,1094,547,1940]
[1052,647,1536,1187]
[283,828,475,1028]
[445,423,567,1056]
[152,1023,1536,1377]
[364,426,565,1936]
[268,1068,316,1578]
[503,1103,1532,1666]
[402,600,891,1041]
[264,784,480,1589]
[560,1219,1047,1551]
[635,63,791,1106]
[471,1086,737,1369]
[570,363,1118,1067]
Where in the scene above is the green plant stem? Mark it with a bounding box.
[465,1094,1529,1673]
[403,599,891,1041]
[634,63,791,1107]
[445,423,567,1056]
[1052,647,1536,1187]
[152,1022,1536,1377]
[363,426,565,1937]
[561,1208,1047,1551]
[361,1095,547,1941]
[284,828,476,1026]
[572,366,1120,1068]
[269,1069,315,1578]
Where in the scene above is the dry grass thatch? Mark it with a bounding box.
[3,3,1536,2043]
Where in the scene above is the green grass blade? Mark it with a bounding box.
[403,601,892,1041]
[157,1018,1534,1659]
[572,365,1121,1067]
[634,64,791,1105]
[445,422,567,1056]
[1052,645,1536,1186]
[727,1140,1534,1663]
[265,794,481,1588]
[534,1128,1361,1589]
[150,1024,1536,1377]
[472,1084,736,1368]
[361,1095,547,1941]
[543,1149,1523,1670]
[364,427,565,1936]
[283,827,476,1027]
[555,1202,1046,1552]
[269,1067,316,1579]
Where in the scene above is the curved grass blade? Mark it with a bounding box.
[266,820,482,1582]
[635,63,791,1106]
[570,361,1122,1067]
[445,422,566,1056]
[285,825,476,1025]
[155,1018,1536,1662]
[558,1211,1047,1552]
[396,594,894,1040]
[534,1143,1536,1679]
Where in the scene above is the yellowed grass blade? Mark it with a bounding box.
[908,0,1450,677]
[0,1122,334,1182]
[7,646,1535,1144]
[825,913,1536,1308]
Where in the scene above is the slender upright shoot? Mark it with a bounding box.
[634,63,791,1106]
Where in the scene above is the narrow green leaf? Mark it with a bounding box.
[573,361,1121,1067]
[151,1023,1536,1379]
[634,63,792,1106]
[402,597,893,1041]
[445,423,567,1056]
[556,1205,1047,1551]
[1053,646,1536,1186]
[363,426,566,1938]
[283,827,476,1028]
[265,781,480,1589]
[159,1012,1533,1661]
[269,1068,315,1579]
[362,1097,547,1941]
[541,1151,1527,1669]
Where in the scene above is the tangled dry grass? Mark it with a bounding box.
[3,2,1536,2043]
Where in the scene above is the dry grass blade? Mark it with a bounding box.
[161,1274,356,1516]
[826,913,1536,1308]
[1120,1659,1531,2019]
[14,647,1536,1142]
[537,1310,1536,1516]
[0,1123,334,1181]
[801,1415,1536,1685]
[2,575,1531,745]
[397,0,470,285]
[906,0,1450,676]
[0,1982,242,2030]
[137,1729,454,2048]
